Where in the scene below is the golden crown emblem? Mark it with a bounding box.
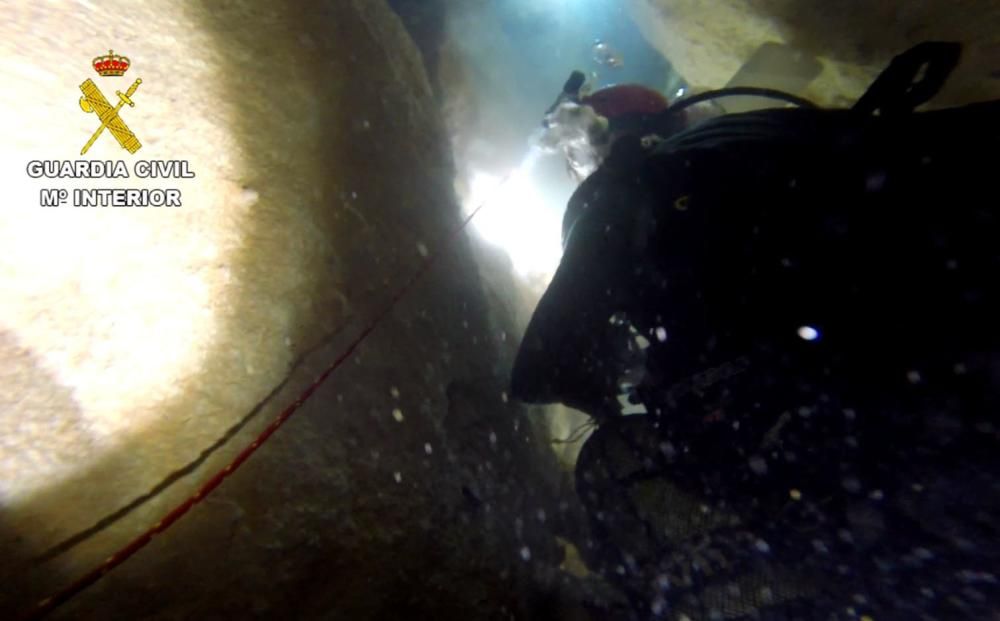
[92,49,130,77]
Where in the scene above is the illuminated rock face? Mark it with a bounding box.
[0,1,575,619]
[628,0,1000,107]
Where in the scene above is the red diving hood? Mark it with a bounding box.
[581,84,670,119]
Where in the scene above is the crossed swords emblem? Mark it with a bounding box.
[79,77,142,155]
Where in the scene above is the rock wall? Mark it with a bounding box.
[0,1,581,619]
[628,0,1000,107]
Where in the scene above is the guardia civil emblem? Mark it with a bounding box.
[79,50,142,155]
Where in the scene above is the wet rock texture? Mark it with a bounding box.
[629,0,1000,107]
[1,1,584,619]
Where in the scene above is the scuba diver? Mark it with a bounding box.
[514,42,1000,620]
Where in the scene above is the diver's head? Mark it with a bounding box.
[537,101,612,180]
[540,74,685,182]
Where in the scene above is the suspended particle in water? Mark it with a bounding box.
[393,471,402,483]
[390,386,400,399]
[797,325,820,341]
[748,455,768,475]
[654,326,668,342]
[416,242,428,257]
[913,547,935,561]
[424,442,433,455]
[520,546,531,561]
[392,408,404,422]
[238,187,260,207]
[659,441,676,459]
[865,171,887,191]
[651,598,667,616]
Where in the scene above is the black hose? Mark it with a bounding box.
[667,86,819,114]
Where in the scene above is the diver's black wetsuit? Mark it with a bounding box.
[514,43,1000,619]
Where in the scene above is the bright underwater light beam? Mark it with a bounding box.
[463,147,564,280]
